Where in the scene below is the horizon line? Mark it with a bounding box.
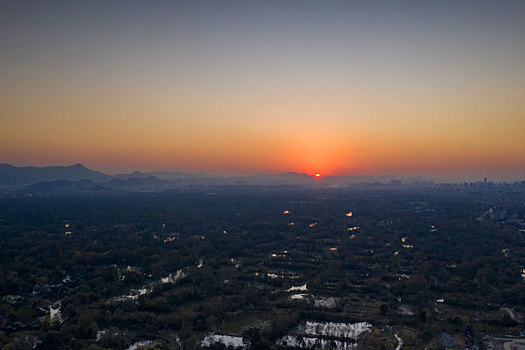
[3,162,525,184]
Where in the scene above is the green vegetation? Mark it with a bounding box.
[0,188,523,349]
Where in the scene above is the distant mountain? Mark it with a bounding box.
[107,176,177,191]
[26,179,107,194]
[114,170,210,180]
[238,172,313,185]
[0,163,112,186]
[22,176,208,194]
[0,162,435,191]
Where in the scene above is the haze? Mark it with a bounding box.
[1,1,524,182]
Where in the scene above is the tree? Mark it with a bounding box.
[242,327,268,349]
[380,304,388,315]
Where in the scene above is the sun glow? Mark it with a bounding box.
[315,173,321,178]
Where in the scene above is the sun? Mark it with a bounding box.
[314,173,321,178]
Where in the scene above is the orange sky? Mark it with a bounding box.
[1,1,524,181]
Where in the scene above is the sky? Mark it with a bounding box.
[1,0,524,181]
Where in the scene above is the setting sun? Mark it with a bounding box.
[315,173,321,178]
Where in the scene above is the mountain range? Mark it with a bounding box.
[0,163,111,186]
[0,163,430,192]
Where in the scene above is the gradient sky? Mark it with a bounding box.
[1,1,524,181]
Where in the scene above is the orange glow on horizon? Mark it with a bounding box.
[1,2,525,183]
